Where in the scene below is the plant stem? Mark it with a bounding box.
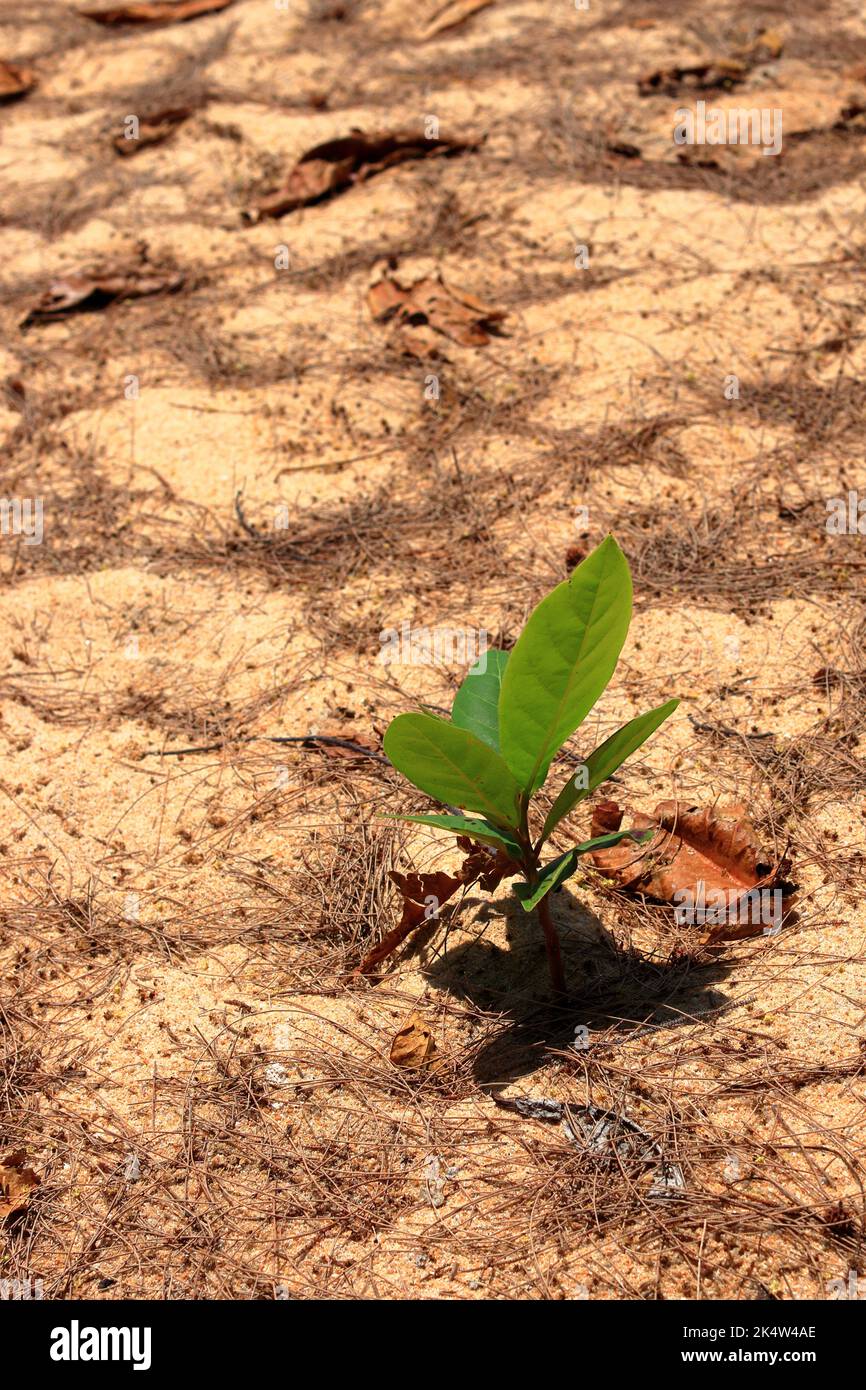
[536,893,566,996]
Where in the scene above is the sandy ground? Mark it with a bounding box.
[2,0,866,1299]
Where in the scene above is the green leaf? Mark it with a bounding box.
[499,536,633,794]
[451,648,509,751]
[515,828,651,910]
[387,813,521,858]
[540,699,679,843]
[384,711,523,831]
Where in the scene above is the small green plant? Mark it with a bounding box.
[383,535,678,994]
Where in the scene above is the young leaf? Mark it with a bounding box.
[384,711,523,831]
[540,698,679,843]
[388,812,521,857]
[498,536,632,794]
[451,648,509,751]
[515,829,651,911]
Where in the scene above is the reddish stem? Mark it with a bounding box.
[536,893,566,996]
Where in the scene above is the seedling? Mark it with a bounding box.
[383,536,678,994]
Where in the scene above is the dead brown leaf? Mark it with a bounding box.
[456,834,520,894]
[0,61,37,101]
[21,265,185,327]
[0,1151,40,1221]
[243,129,479,221]
[80,0,233,24]
[367,271,506,357]
[358,866,464,974]
[113,106,196,156]
[588,799,795,944]
[389,1011,440,1070]
[357,834,519,974]
[418,0,493,41]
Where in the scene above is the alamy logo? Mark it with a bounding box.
[0,497,43,545]
[1,1276,43,1299]
[828,1270,862,1299]
[826,490,866,534]
[674,100,782,157]
[379,622,489,668]
[50,1321,152,1371]
[673,881,783,932]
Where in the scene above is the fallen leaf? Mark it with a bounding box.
[359,867,464,974]
[367,271,506,357]
[588,799,795,943]
[21,265,185,327]
[0,1151,40,1221]
[455,834,520,894]
[357,833,519,973]
[80,0,234,24]
[113,105,196,156]
[0,61,37,101]
[418,0,493,41]
[243,128,479,221]
[389,1011,440,1069]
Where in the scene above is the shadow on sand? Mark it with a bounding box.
[423,883,735,1092]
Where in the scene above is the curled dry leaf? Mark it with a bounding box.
[113,106,196,156]
[243,129,479,221]
[0,60,37,101]
[588,799,795,943]
[358,867,463,975]
[367,271,506,357]
[21,265,185,326]
[457,835,521,894]
[389,1011,440,1070]
[0,1150,40,1221]
[357,834,519,974]
[418,0,493,41]
[80,0,234,24]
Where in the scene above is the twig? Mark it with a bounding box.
[688,714,774,741]
[143,734,390,763]
[234,490,263,540]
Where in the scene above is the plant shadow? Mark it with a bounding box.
[423,883,736,1092]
